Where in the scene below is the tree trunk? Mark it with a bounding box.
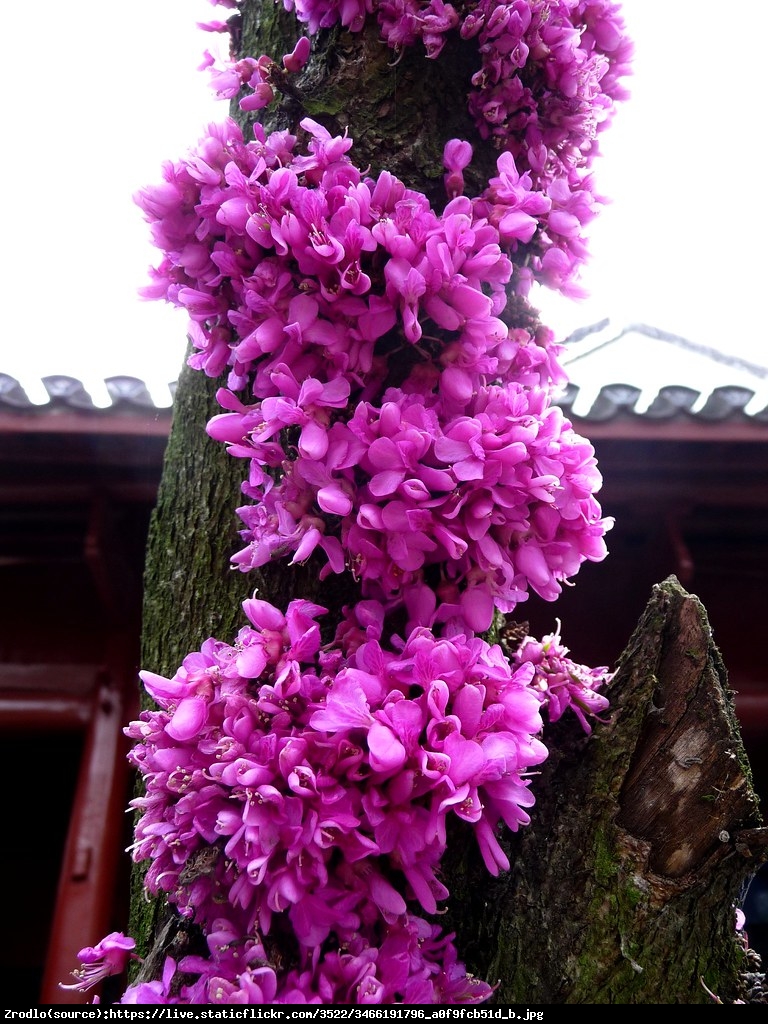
[131,1,768,1002]
[441,575,767,1003]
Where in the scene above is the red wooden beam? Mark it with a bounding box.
[39,678,134,1004]
[0,692,90,730]
[0,411,170,437]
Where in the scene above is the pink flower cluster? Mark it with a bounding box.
[201,36,311,111]
[58,599,607,1002]
[98,596,604,1003]
[219,382,608,632]
[60,0,629,1005]
[63,598,609,1001]
[205,0,632,294]
[129,600,546,906]
[135,116,522,383]
[119,916,491,1004]
[466,0,633,295]
[512,621,610,732]
[135,118,611,631]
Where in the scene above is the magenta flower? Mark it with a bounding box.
[481,151,551,246]
[283,35,311,72]
[512,621,611,732]
[139,649,219,742]
[121,957,178,1004]
[255,0,631,292]
[60,932,137,993]
[443,138,473,199]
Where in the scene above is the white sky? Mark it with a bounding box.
[2,0,766,407]
[533,0,768,372]
[2,0,221,406]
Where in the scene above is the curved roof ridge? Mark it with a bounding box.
[562,321,768,379]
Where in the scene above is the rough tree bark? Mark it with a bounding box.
[441,576,767,1003]
[132,0,768,1002]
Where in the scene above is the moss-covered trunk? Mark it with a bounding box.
[133,0,768,1002]
[441,576,766,1003]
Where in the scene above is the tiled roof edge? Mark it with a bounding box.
[2,373,767,426]
[559,382,768,424]
[0,374,175,413]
